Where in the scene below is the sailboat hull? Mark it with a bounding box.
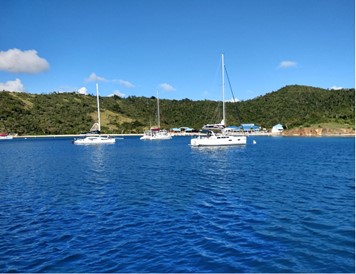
[140,130,172,140]
[73,136,115,145]
[0,133,13,140]
[140,135,172,140]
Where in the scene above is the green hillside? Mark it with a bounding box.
[0,85,354,135]
[237,85,355,129]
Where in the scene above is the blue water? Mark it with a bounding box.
[0,136,354,273]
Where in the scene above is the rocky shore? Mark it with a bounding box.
[282,127,355,137]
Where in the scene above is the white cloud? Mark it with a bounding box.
[0,78,25,92]
[119,79,135,88]
[330,86,343,90]
[108,90,126,97]
[159,83,176,92]
[77,87,88,95]
[85,72,107,82]
[228,97,240,102]
[278,60,297,69]
[0,48,49,74]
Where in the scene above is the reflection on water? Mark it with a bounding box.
[89,145,106,169]
[190,144,246,158]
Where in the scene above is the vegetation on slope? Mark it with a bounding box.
[237,85,355,129]
[0,85,354,135]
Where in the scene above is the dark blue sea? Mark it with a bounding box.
[0,136,354,273]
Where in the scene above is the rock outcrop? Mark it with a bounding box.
[282,127,355,136]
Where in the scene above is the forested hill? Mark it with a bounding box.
[0,85,354,135]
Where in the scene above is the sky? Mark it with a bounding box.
[0,0,354,101]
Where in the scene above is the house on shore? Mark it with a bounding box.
[225,124,261,133]
[170,127,196,134]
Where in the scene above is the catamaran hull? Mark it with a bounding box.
[190,136,246,146]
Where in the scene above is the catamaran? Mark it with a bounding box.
[190,54,247,147]
[140,92,172,140]
[73,83,115,145]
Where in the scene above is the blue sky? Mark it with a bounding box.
[0,0,354,100]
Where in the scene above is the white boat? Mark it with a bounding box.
[73,83,115,145]
[74,135,115,144]
[190,54,246,147]
[202,121,225,131]
[141,128,172,140]
[0,133,13,140]
[191,130,246,146]
[140,92,172,141]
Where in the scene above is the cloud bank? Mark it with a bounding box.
[278,60,297,68]
[330,86,343,90]
[159,83,175,91]
[109,90,126,97]
[77,87,88,95]
[119,79,135,88]
[0,48,49,73]
[0,79,25,92]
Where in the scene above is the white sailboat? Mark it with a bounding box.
[0,120,14,140]
[190,54,246,147]
[140,92,172,140]
[0,133,13,140]
[73,83,115,145]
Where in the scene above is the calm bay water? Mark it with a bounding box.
[0,136,354,272]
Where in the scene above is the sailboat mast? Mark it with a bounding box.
[157,91,160,128]
[222,53,226,126]
[96,83,101,132]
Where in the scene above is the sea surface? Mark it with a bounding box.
[0,136,354,273]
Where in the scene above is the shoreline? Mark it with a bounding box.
[11,132,355,139]
[13,134,142,139]
[281,127,355,137]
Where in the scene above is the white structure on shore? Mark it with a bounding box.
[272,124,284,134]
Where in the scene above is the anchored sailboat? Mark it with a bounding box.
[0,133,13,140]
[140,92,172,140]
[73,83,115,145]
[190,54,246,146]
[0,120,14,140]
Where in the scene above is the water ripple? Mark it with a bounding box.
[0,137,354,272]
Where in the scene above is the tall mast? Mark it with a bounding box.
[222,53,226,126]
[157,90,160,128]
[96,83,101,132]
